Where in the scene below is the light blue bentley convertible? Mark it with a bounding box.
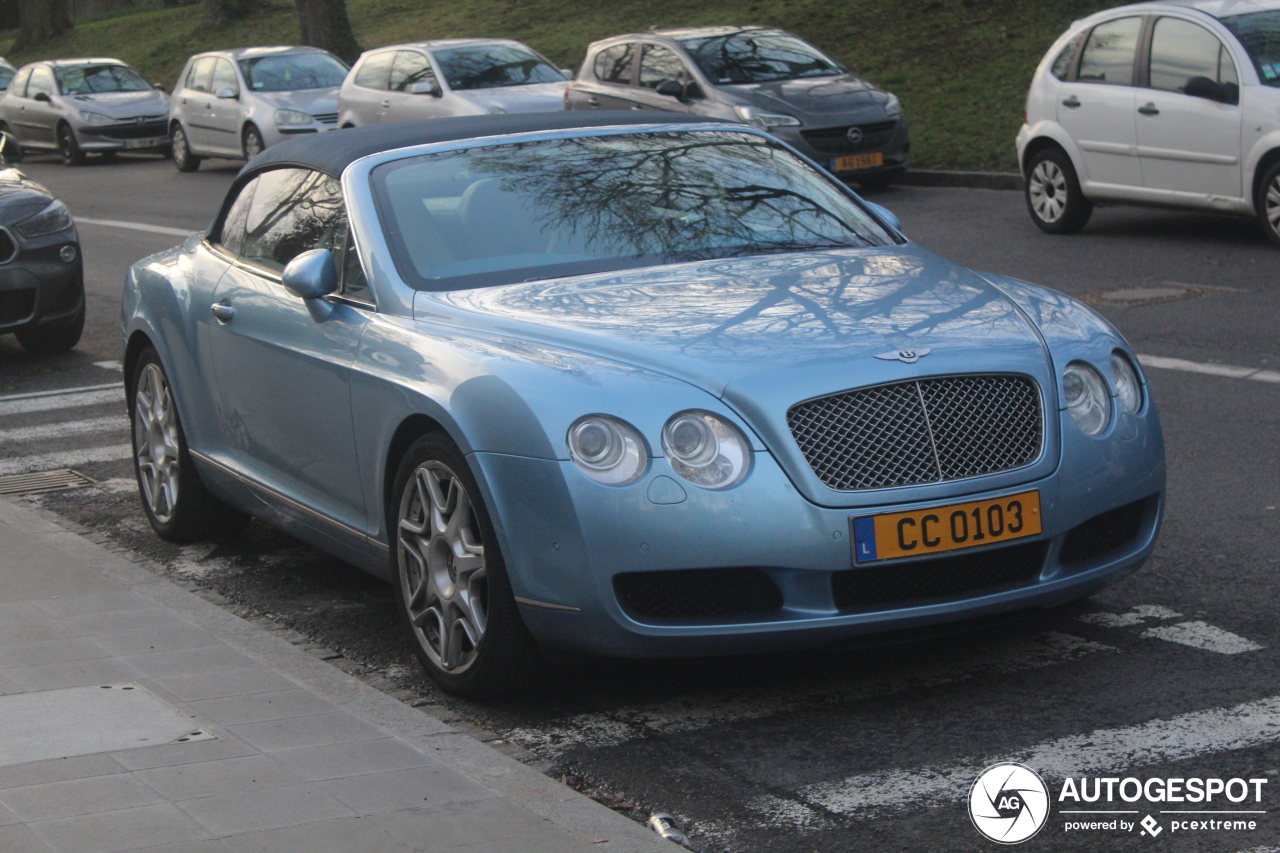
[123,112,1165,697]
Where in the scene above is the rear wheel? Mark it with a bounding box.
[1025,148,1092,234]
[390,432,542,699]
[130,348,249,542]
[171,124,200,172]
[242,124,264,160]
[57,124,85,167]
[1257,160,1280,248]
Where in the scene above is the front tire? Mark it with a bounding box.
[242,124,264,160]
[1025,148,1092,234]
[171,124,200,172]
[1256,160,1280,248]
[57,124,86,167]
[130,348,249,543]
[390,433,541,699]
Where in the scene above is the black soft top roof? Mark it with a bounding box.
[242,111,731,178]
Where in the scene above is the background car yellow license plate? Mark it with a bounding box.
[833,152,884,171]
[851,491,1041,563]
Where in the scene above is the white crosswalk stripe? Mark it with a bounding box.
[0,444,134,477]
[0,388,124,417]
[0,416,128,445]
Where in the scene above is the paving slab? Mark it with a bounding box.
[0,496,675,853]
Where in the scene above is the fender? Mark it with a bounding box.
[1016,120,1089,182]
[1243,130,1280,209]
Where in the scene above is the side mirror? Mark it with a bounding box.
[406,79,440,96]
[655,79,684,98]
[1184,75,1237,105]
[215,86,238,99]
[560,68,573,80]
[864,201,900,231]
[0,131,23,165]
[282,248,338,300]
[33,92,51,103]
[153,83,167,93]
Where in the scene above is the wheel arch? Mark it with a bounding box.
[1250,147,1280,212]
[383,413,449,523]
[123,329,155,403]
[1021,135,1071,177]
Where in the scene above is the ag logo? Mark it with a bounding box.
[969,763,1050,844]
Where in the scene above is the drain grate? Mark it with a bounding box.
[1081,282,1241,307]
[0,468,97,496]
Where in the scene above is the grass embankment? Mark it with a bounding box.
[3,0,1115,171]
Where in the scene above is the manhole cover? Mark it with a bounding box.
[0,469,97,496]
[1082,282,1241,307]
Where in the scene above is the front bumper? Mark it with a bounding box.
[74,119,169,153]
[773,116,910,180]
[472,405,1164,658]
[0,228,83,335]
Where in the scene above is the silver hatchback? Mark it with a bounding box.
[0,59,169,166]
[169,46,348,171]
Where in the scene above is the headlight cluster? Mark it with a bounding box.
[568,410,751,490]
[1063,351,1143,436]
[732,105,801,129]
[883,93,903,118]
[78,111,113,125]
[15,199,73,238]
[274,109,313,127]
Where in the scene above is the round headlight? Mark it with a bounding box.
[662,411,750,490]
[1063,362,1110,436]
[567,415,646,485]
[1111,351,1143,414]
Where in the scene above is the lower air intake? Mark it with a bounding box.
[614,568,783,621]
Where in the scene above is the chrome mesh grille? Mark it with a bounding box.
[787,374,1042,491]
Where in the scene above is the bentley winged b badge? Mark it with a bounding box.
[875,348,932,364]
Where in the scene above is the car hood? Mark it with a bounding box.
[66,88,168,118]
[727,73,890,117]
[0,167,56,223]
[460,81,570,114]
[418,245,1049,398]
[252,87,339,113]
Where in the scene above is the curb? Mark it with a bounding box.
[894,170,1025,191]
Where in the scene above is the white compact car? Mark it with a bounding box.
[1017,0,1280,246]
[169,46,348,171]
[337,38,569,128]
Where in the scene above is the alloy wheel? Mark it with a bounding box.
[173,128,188,168]
[397,461,488,674]
[133,363,181,523]
[243,128,264,159]
[1267,174,1280,239]
[1028,159,1067,224]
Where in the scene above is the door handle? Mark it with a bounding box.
[210,302,235,323]
[381,100,391,108]
[586,97,600,106]
[630,104,643,110]
[1138,103,1160,116]
[1062,95,1081,108]
[180,97,187,104]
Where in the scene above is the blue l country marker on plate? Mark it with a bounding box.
[852,516,877,563]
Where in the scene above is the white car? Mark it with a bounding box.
[337,38,570,128]
[168,46,348,171]
[1017,0,1280,246]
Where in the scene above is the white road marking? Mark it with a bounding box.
[93,360,123,371]
[1143,621,1263,655]
[787,694,1280,817]
[1138,354,1280,384]
[505,632,1112,759]
[0,382,122,402]
[0,389,124,417]
[0,444,133,476]
[75,217,194,238]
[0,416,127,444]
[1078,604,1181,628]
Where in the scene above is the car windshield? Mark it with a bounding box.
[56,64,150,94]
[238,53,348,92]
[681,32,842,84]
[1221,10,1280,87]
[372,131,893,291]
[431,44,563,90]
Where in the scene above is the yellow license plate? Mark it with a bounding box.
[851,491,1042,563]
[833,152,884,171]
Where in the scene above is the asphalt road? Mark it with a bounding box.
[2,153,1278,853]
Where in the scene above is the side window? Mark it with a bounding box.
[339,229,372,304]
[1219,43,1240,89]
[27,67,54,99]
[353,52,394,90]
[389,51,436,92]
[187,57,216,94]
[240,168,346,272]
[218,177,257,258]
[1078,16,1143,86]
[639,44,689,89]
[594,43,636,84]
[1051,31,1088,80]
[1150,18,1237,95]
[210,58,239,96]
[10,68,31,98]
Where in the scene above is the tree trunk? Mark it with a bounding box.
[294,0,362,65]
[12,0,73,51]
[201,0,255,29]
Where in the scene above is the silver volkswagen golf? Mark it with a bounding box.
[169,46,348,171]
[0,59,169,166]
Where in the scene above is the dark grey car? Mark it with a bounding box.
[565,26,909,187]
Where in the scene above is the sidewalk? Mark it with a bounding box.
[0,497,676,853]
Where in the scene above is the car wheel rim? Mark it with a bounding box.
[1029,160,1067,223]
[245,132,262,158]
[59,130,74,160]
[133,363,180,524]
[173,129,187,165]
[1266,175,1280,236]
[397,461,487,674]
